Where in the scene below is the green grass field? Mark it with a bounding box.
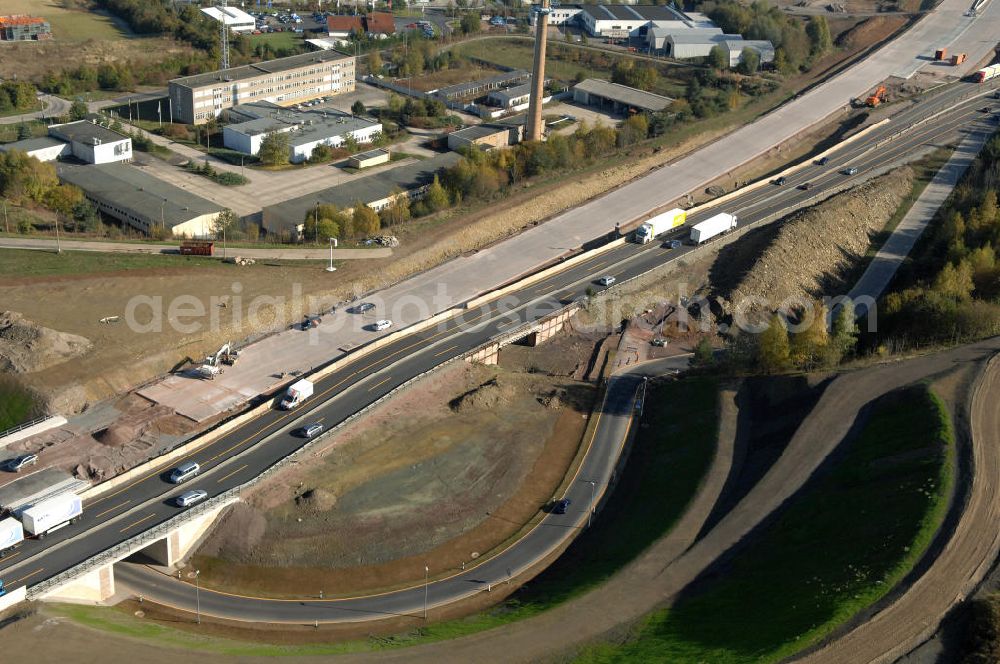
[4,0,127,42]
[248,31,303,51]
[578,384,955,664]
[0,376,38,431]
[0,248,220,277]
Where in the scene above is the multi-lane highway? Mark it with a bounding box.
[0,77,996,617]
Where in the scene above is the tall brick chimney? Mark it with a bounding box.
[526,0,550,142]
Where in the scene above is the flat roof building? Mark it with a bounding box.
[348,148,390,169]
[262,152,462,237]
[488,83,533,108]
[201,6,255,33]
[56,163,223,238]
[168,50,356,125]
[447,124,523,152]
[49,120,133,164]
[222,101,382,163]
[0,14,51,41]
[572,79,673,114]
[433,70,532,101]
[0,136,70,162]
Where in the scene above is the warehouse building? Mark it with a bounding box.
[56,163,222,238]
[0,120,132,164]
[647,26,723,52]
[262,152,461,237]
[433,70,532,101]
[572,79,672,115]
[722,39,776,67]
[222,101,382,163]
[168,50,356,125]
[0,15,51,41]
[447,124,523,152]
[48,120,132,164]
[200,6,255,34]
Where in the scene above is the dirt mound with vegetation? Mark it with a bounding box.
[0,311,92,375]
[449,376,517,413]
[721,168,914,314]
[197,503,267,560]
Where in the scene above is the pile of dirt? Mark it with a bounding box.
[0,311,92,374]
[449,377,517,413]
[721,167,914,316]
[294,487,337,512]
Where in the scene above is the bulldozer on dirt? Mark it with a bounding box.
[865,84,888,108]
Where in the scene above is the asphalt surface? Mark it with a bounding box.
[0,76,994,610]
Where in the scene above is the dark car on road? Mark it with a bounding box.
[552,498,572,514]
[816,156,830,166]
[774,176,787,186]
[798,182,813,191]
[1,454,38,473]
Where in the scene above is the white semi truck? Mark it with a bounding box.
[0,517,24,557]
[690,212,738,244]
[634,208,687,244]
[280,379,314,410]
[20,492,82,539]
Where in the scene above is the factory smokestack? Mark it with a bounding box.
[526,0,550,142]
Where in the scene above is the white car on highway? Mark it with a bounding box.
[175,489,208,508]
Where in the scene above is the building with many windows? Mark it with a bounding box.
[0,15,51,41]
[167,50,356,125]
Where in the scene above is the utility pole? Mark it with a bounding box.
[54,214,62,254]
[195,569,201,625]
[326,237,337,272]
[588,480,596,528]
[423,565,429,619]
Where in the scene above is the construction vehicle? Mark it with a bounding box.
[865,85,887,108]
[196,342,237,380]
[951,53,967,66]
[934,48,947,61]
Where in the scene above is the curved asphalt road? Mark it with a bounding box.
[0,76,993,614]
[113,358,688,621]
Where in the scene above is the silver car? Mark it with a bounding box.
[169,461,200,484]
[175,489,208,508]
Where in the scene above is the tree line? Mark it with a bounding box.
[0,81,37,115]
[0,150,100,234]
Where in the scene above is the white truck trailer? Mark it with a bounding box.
[280,378,314,410]
[690,212,738,244]
[0,517,24,557]
[20,492,82,539]
[634,208,687,244]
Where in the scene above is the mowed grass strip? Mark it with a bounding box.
[0,249,219,277]
[578,384,955,664]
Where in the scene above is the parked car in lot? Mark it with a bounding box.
[1,454,37,473]
[175,489,208,508]
[552,498,572,515]
[597,275,616,286]
[298,423,324,439]
[373,319,393,331]
[169,461,200,484]
[352,302,376,314]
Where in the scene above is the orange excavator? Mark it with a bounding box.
[865,84,887,108]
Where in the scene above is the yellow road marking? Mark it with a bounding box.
[216,464,249,484]
[367,376,392,392]
[94,500,131,520]
[434,345,458,357]
[119,513,157,534]
[9,567,43,586]
[0,550,21,564]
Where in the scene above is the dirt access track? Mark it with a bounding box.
[326,339,1000,664]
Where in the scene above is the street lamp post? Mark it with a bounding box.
[314,201,320,245]
[195,569,201,625]
[588,480,596,529]
[326,237,337,272]
[423,565,429,620]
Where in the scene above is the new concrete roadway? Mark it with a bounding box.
[0,72,992,602]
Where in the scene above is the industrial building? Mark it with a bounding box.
[433,70,532,101]
[222,101,382,163]
[648,26,725,53]
[447,124,523,152]
[348,148,390,169]
[488,83,533,109]
[56,163,223,238]
[168,50,356,125]
[0,120,132,164]
[0,15,51,41]
[262,152,462,237]
[200,6,255,34]
[721,39,776,67]
[327,12,395,39]
[572,79,673,115]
